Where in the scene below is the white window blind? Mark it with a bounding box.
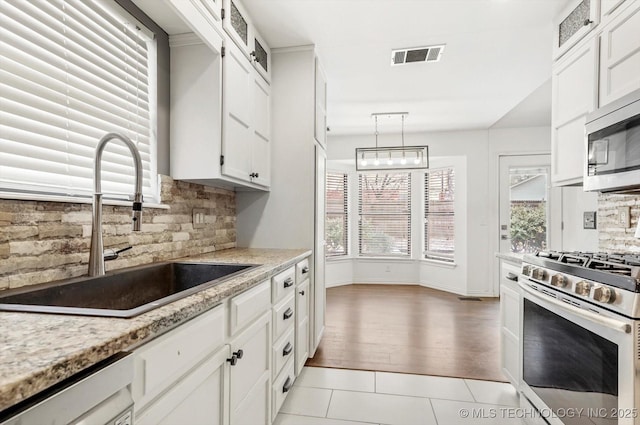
[358,173,411,257]
[326,172,348,257]
[424,168,455,262]
[0,0,158,201]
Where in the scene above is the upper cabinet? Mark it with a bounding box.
[551,37,598,186]
[550,0,639,187]
[598,1,640,107]
[222,0,272,83]
[165,0,223,51]
[314,58,328,149]
[553,0,600,60]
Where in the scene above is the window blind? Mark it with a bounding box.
[424,168,455,262]
[0,0,158,201]
[326,172,348,257]
[358,173,411,257]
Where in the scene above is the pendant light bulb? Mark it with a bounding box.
[374,158,380,166]
[361,159,368,167]
[387,152,393,165]
[414,151,421,165]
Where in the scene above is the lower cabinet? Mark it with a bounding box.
[499,260,522,389]
[132,256,312,425]
[136,345,230,425]
[229,312,272,425]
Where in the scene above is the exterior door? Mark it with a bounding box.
[499,155,559,254]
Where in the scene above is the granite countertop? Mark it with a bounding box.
[495,252,524,264]
[0,248,311,412]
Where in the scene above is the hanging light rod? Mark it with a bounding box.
[356,112,429,171]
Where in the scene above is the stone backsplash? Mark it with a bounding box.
[0,175,236,290]
[598,193,640,252]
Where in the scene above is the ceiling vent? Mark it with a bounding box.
[391,45,445,66]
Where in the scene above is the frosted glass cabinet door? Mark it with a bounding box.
[222,0,252,56]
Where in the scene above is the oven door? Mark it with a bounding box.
[520,281,637,425]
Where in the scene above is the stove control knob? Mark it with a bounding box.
[593,286,616,304]
[574,281,592,296]
[531,268,547,281]
[522,265,531,276]
[551,273,569,288]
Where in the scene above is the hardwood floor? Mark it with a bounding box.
[306,284,507,382]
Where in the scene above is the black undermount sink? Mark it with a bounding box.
[0,262,259,318]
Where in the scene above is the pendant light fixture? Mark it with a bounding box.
[356,112,429,171]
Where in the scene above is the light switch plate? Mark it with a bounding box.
[583,211,597,230]
[192,208,207,229]
[618,206,631,228]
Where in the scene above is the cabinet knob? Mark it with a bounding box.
[301,266,309,274]
[227,354,238,366]
[584,19,593,26]
[283,308,294,320]
[233,349,244,359]
[299,290,305,296]
[283,377,293,393]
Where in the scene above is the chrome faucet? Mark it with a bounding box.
[88,133,143,277]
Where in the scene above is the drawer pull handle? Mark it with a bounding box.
[227,355,238,366]
[283,342,293,356]
[233,349,244,359]
[283,308,294,320]
[299,290,305,296]
[283,377,293,393]
[505,273,518,282]
[301,266,309,274]
[284,277,294,288]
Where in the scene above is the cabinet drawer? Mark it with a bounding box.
[295,258,310,283]
[272,359,295,419]
[273,292,295,341]
[133,304,226,409]
[272,266,295,303]
[273,326,295,379]
[230,279,271,335]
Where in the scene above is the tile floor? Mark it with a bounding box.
[274,367,525,425]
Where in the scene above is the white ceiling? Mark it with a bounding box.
[242,0,569,135]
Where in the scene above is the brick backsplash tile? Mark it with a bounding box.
[599,193,640,252]
[0,175,236,289]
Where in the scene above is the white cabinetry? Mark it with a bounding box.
[221,0,271,82]
[314,58,328,148]
[228,312,271,425]
[222,39,271,187]
[598,1,640,107]
[166,0,222,50]
[551,37,598,186]
[295,274,310,375]
[499,260,522,389]
[553,0,600,60]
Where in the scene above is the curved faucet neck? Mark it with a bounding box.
[93,132,144,196]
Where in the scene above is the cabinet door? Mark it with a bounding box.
[295,279,310,376]
[222,0,252,56]
[314,57,327,148]
[552,0,600,60]
[500,281,521,389]
[137,345,230,425]
[551,37,598,186]
[599,1,640,107]
[251,74,271,187]
[252,31,271,83]
[229,311,271,425]
[222,40,253,183]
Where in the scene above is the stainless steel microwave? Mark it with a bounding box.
[584,88,640,193]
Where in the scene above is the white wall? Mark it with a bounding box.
[561,186,599,251]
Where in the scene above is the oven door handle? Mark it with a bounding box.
[520,283,632,334]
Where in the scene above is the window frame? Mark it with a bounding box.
[358,171,412,258]
[0,0,168,204]
[424,167,456,263]
[326,171,349,258]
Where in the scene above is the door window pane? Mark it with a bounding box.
[510,167,548,253]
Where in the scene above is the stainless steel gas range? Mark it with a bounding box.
[519,251,640,425]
